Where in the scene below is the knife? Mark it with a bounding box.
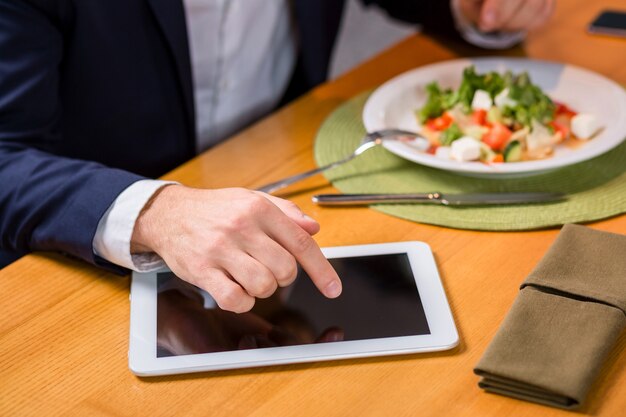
[312,192,566,206]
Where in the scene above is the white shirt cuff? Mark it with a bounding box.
[451,0,526,49]
[92,179,177,272]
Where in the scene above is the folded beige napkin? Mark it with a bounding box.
[474,224,626,409]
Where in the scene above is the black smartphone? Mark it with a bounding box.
[588,10,626,38]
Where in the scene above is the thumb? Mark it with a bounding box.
[256,192,320,235]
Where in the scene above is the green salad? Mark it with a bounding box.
[415,66,598,163]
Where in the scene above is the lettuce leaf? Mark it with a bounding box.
[417,66,555,127]
[416,82,455,123]
[504,72,555,126]
[439,122,463,146]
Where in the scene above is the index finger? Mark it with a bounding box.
[262,207,342,299]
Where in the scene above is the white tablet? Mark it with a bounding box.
[129,241,458,376]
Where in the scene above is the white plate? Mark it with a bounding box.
[362,58,626,177]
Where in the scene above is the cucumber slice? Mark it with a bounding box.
[479,142,501,162]
[487,106,502,124]
[504,140,523,162]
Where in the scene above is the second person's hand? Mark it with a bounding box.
[458,0,555,32]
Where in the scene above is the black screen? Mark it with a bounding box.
[156,254,430,357]
[591,11,626,31]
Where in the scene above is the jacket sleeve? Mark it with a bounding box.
[0,0,144,273]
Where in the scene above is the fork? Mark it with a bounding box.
[256,129,425,194]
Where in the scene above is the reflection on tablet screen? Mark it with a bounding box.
[156,254,430,357]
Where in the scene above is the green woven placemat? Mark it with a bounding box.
[314,92,626,231]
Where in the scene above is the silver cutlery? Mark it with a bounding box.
[312,192,567,206]
[256,129,425,194]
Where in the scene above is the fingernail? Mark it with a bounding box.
[325,281,342,298]
[303,214,316,222]
[482,10,497,29]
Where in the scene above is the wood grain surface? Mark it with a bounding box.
[1,1,625,416]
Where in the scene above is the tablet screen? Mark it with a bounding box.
[156,253,430,357]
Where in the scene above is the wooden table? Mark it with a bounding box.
[2,1,625,416]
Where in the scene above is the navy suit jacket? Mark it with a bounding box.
[0,0,455,270]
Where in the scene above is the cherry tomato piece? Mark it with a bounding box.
[554,101,577,118]
[549,120,570,140]
[425,112,453,131]
[471,109,488,126]
[482,122,512,151]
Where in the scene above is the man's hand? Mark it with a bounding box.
[131,185,342,313]
[458,0,555,32]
